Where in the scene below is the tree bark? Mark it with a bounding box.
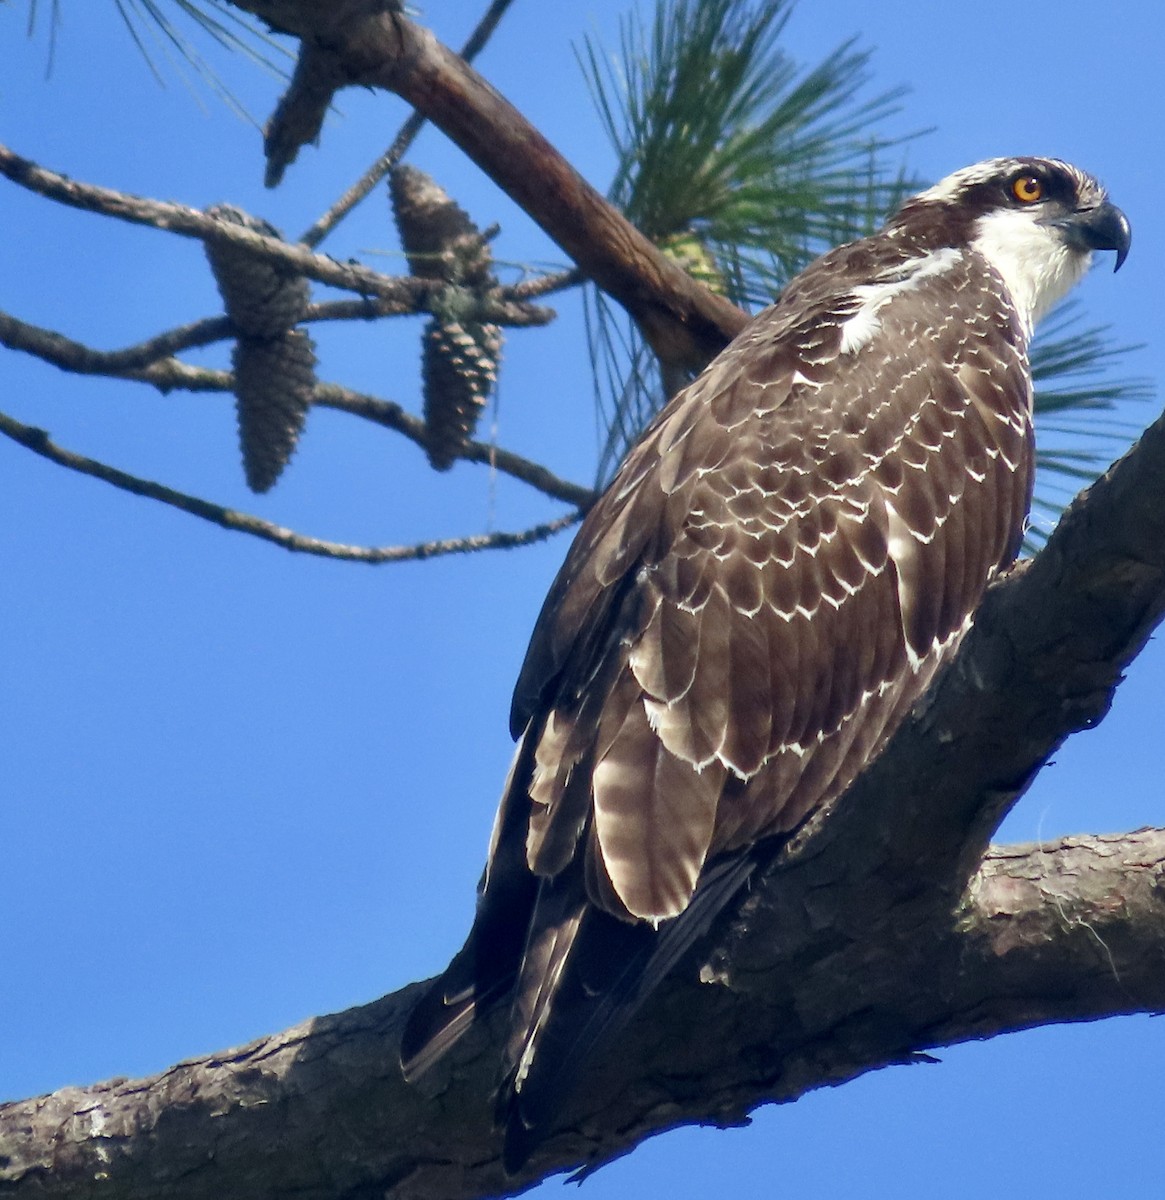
[1,833,1161,1200]
[3,408,1165,1199]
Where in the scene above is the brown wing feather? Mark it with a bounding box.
[592,699,724,920]
[404,239,1037,1166]
[516,251,1031,912]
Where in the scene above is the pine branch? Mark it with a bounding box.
[0,407,582,563]
[0,143,553,328]
[27,0,293,113]
[580,0,917,479]
[0,311,594,510]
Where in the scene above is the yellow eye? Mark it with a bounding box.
[1011,174,1044,204]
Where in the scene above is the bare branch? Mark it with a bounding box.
[315,384,595,507]
[0,143,552,328]
[0,407,581,564]
[0,310,234,391]
[0,310,594,508]
[0,829,1160,1200]
[503,266,584,301]
[300,0,519,249]
[307,295,547,328]
[0,299,545,382]
[0,309,233,373]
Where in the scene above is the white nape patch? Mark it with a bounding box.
[970,207,1090,335]
[838,304,883,356]
[838,248,962,355]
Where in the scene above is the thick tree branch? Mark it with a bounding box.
[0,832,1161,1200]
[947,834,1165,1037]
[299,0,518,248]
[4,407,1165,1197]
[240,0,749,374]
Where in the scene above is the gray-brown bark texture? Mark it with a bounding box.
[3,4,1163,1197]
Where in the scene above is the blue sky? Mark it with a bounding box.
[2,2,1162,1196]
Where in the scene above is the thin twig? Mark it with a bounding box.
[0,310,231,386]
[0,142,552,327]
[305,295,549,329]
[313,385,595,508]
[305,296,409,323]
[0,295,542,378]
[300,0,519,249]
[311,385,592,506]
[0,310,594,509]
[503,267,585,302]
[0,310,232,373]
[0,407,581,564]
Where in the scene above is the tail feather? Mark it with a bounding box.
[401,940,508,1081]
[400,977,477,1082]
[499,852,758,1172]
[503,891,586,1095]
[401,732,540,1081]
[399,718,759,1172]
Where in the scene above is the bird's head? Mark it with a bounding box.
[891,157,1131,332]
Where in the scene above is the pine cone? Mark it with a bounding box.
[204,205,310,337]
[390,166,490,284]
[422,319,503,471]
[390,167,505,467]
[658,228,726,295]
[232,330,316,494]
[204,205,316,492]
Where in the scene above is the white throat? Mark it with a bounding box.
[970,208,1091,336]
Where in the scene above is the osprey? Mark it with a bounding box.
[401,157,1130,1168]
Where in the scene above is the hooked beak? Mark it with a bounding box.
[1060,200,1132,271]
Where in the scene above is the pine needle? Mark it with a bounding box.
[24,0,291,116]
[581,0,920,481]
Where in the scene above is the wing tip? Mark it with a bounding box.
[496,1070,560,1177]
[399,973,477,1082]
[501,1105,541,1176]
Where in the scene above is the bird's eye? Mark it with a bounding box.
[1011,174,1044,204]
